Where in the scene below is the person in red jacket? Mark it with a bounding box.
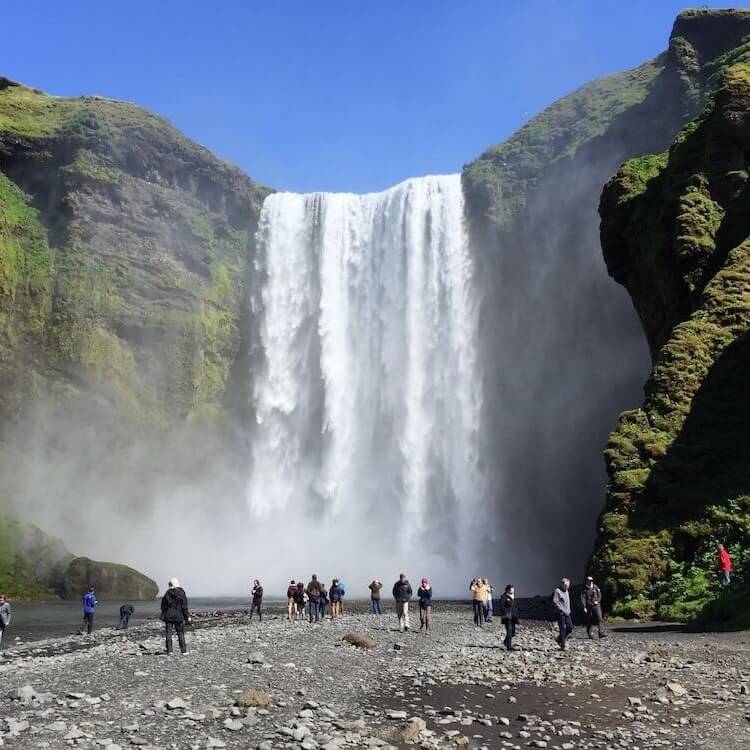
[717,544,733,585]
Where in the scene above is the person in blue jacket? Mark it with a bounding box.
[417,578,433,633]
[78,587,98,635]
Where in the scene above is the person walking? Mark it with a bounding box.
[0,594,11,650]
[553,577,573,650]
[717,544,733,585]
[581,576,606,639]
[117,603,134,630]
[161,578,191,655]
[338,580,347,614]
[369,579,383,615]
[470,578,488,627]
[287,580,297,620]
[329,579,343,620]
[78,587,98,635]
[417,578,432,633]
[484,579,494,623]
[295,582,306,620]
[250,579,263,622]
[392,574,413,632]
[307,574,323,623]
[319,583,328,619]
[499,584,519,651]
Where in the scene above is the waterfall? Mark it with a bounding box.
[248,174,485,582]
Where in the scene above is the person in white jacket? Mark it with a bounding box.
[553,578,573,650]
[0,594,10,650]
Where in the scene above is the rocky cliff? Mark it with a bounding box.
[591,38,750,625]
[460,9,750,585]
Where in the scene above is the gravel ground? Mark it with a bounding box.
[1,607,749,749]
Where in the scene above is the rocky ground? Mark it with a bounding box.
[1,605,749,749]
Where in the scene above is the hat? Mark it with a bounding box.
[168,577,180,588]
[421,577,429,587]
[585,576,593,581]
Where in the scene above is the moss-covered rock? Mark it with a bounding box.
[57,556,158,601]
[591,56,750,625]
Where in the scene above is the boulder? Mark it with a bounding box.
[342,632,376,649]
[56,557,157,600]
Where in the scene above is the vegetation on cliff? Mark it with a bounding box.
[592,51,750,626]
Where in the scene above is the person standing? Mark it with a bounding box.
[553,578,573,650]
[250,579,263,622]
[392,574,413,632]
[79,587,98,635]
[329,579,343,620]
[286,580,297,620]
[499,584,519,651]
[470,578,488,627]
[0,594,11,649]
[484,579,494,623]
[369,579,383,615]
[581,576,606,639]
[307,574,323,623]
[161,578,191,655]
[117,603,134,630]
[417,578,432,633]
[717,544,733,585]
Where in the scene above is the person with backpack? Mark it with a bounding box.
[250,579,263,622]
[319,583,328,619]
[369,579,383,615]
[469,578,488,627]
[286,580,297,620]
[78,587,98,635]
[307,574,323,622]
[417,577,432,633]
[498,584,519,650]
[161,578,191,655]
[295,581,306,620]
[329,579,343,620]
[553,577,573,651]
[117,603,134,630]
[392,574,413,632]
[581,576,606,639]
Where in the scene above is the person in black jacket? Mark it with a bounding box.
[117,603,134,630]
[329,579,343,621]
[250,579,263,622]
[417,578,432,633]
[581,576,606,639]
[161,578,191,655]
[498,584,519,651]
[392,574,413,632]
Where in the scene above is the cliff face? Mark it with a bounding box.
[592,42,750,624]
[0,78,268,428]
[460,9,750,584]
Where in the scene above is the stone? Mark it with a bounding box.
[223,719,243,731]
[666,681,688,697]
[166,698,188,710]
[386,710,408,720]
[9,685,36,703]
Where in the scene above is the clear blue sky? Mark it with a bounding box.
[1,1,740,193]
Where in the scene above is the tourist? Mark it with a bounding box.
[329,579,343,620]
[78,586,98,635]
[717,543,733,585]
[417,577,432,632]
[161,577,191,655]
[307,574,323,622]
[484,579,494,623]
[499,584,519,650]
[286,579,297,620]
[319,583,328,618]
[250,579,263,622]
[392,573,413,632]
[470,577,487,627]
[339,580,347,614]
[295,581,306,620]
[581,576,606,639]
[553,577,573,650]
[117,603,134,630]
[369,579,383,615]
[0,594,11,649]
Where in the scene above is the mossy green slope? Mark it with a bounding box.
[592,55,750,625]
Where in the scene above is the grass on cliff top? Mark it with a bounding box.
[0,514,60,600]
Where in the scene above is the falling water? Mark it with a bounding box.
[248,175,485,584]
